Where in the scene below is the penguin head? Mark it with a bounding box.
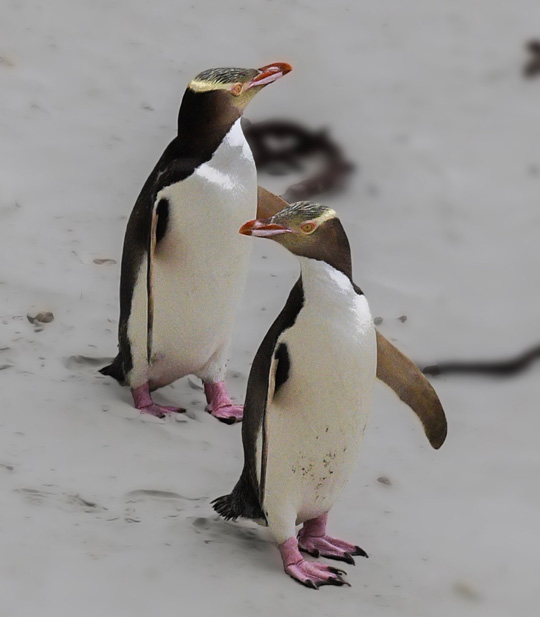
[188,62,292,110]
[240,201,353,277]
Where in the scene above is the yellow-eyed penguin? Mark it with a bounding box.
[213,201,447,588]
[100,63,292,422]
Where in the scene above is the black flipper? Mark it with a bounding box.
[213,280,304,522]
[146,199,159,365]
[113,146,199,380]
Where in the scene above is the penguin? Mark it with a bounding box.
[256,187,448,446]
[213,201,447,589]
[100,63,292,422]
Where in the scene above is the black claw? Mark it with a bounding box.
[328,566,347,576]
[217,416,237,425]
[322,552,355,565]
[288,574,318,590]
[291,573,350,590]
[319,576,348,588]
[206,407,241,425]
[352,545,369,558]
[299,546,320,558]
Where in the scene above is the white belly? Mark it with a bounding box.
[260,265,377,529]
[127,120,256,387]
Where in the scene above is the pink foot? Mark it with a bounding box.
[131,383,185,418]
[279,537,348,589]
[298,513,368,565]
[204,382,243,424]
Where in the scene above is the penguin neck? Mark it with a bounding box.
[298,257,355,303]
[175,89,242,161]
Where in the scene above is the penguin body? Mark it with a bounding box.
[214,201,447,588]
[101,64,292,421]
[125,119,256,390]
[258,259,376,540]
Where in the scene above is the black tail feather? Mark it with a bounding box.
[212,493,239,521]
[212,471,265,523]
[99,354,125,384]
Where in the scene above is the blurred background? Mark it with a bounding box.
[1,1,539,616]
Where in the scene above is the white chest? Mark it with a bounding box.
[128,120,257,382]
[262,261,377,522]
[157,119,256,265]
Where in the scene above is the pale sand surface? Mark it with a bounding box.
[1,1,540,616]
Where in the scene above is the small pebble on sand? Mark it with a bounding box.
[27,311,54,325]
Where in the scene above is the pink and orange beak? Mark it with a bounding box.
[247,62,293,89]
[239,218,295,238]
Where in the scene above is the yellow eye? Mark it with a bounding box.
[300,221,317,234]
[230,82,243,96]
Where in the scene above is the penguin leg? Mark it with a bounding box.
[131,383,185,418]
[268,509,348,588]
[203,382,243,425]
[297,513,368,565]
[200,343,243,424]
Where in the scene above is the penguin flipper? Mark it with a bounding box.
[376,330,447,449]
[257,186,289,219]
[213,346,282,523]
[211,342,273,522]
[114,142,195,382]
[146,200,159,364]
[217,280,303,522]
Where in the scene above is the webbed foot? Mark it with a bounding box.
[131,383,185,418]
[279,537,349,589]
[204,382,243,424]
[298,513,368,565]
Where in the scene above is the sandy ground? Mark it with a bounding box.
[1,1,540,616]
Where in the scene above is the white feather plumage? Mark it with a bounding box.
[259,259,377,543]
[126,119,256,388]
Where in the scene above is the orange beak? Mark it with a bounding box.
[239,219,295,237]
[247,62,292,89]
